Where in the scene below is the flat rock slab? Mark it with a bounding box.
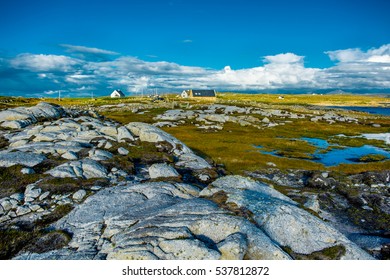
[14,181,289,260]
[0,151,46,167]
[201,175,374,260]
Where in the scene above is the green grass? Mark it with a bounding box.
[0,165,43,199]
[358,154,388,163]
[282,244,346,260]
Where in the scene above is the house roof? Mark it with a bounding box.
[191,89,216,97]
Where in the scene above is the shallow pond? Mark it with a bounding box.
[257,137,390,166]
[327,106,390,116]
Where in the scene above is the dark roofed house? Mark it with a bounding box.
[181,89,216,98]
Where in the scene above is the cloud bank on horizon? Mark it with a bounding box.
[1,43,390,97]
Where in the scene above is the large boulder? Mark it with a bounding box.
[126,122,192,154]
[0,102,66,129]
[14,181,289,260]
[200,175,373,260]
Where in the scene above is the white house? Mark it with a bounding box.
[181,89,216,98]
[110,89,125,98]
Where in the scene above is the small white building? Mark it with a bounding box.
[181,89,216,98]
[110,89,125,98]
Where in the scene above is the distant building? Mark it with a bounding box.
[110,89,125,98]
[181,89,216,98]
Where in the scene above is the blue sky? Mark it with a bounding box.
[1,0,390,97]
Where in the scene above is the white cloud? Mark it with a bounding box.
[10,54,81,72]
[183,39,193,43]
[326,44,390,64]
[2,44,390,96]
[263,53,304,64]
[60,44,119,55]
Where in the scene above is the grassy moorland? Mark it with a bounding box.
[1,93,389,175]
[98,93,390,175]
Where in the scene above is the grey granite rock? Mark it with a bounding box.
[117,147,129,155]
[72,189,87,201]
[148,163,180,179]
[201,175,373,260]
[0,151,46,167]
[15,181,288,260]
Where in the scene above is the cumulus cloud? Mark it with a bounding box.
[263,53,304,64]
[10,54,81,72]
[1,44,389,96]
[326,44,390,63]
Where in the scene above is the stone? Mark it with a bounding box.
[217,233,248,260]
[322,172,329,178]
[21,167,35,175]
[10,193,24,202]
[0,151,46,167]
[61,151,79,160]
[0,102,65,129]
[9,140,29,148]
[0,215,11,223]
[267,162,277,167]
[16,205,32,216]
[88,149,113,161]
[107,250,159,260]
[99,126,118,138]
[1,120,32,129]
[176,153,211,170]
[262,117,270,123]
[126,122,192,154]
[29,204,43,212]
[81,159,108,179]
[117,147,129,155]
[201,175,373,260]
[45,164,77,178]
[1,199,13,212]
[39,191,50,201]
[304,195,321,213]
[158,239,221,260]
[24,185,42,202]
[148,163,180,179]
[17,181,288,260]
[73,190,87,201]
[46,159,108,179]
[104,142,113,149]
[117,126,135,142]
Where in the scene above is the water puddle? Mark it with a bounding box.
[257,137,390,166]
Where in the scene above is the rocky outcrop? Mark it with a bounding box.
[14,182,290,260]
[0,102,379,260]
[0,151,46,167]
[0,102,66,129]
[200,176,373,260]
